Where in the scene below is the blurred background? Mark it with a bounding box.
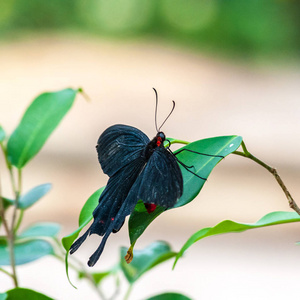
[0,0,300,299]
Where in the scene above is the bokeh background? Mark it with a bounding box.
[1,1,300,299]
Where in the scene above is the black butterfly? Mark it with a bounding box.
[70,89,221,266]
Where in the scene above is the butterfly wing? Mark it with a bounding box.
[126,147,183,209]
[97,124,150,177]
[70,156,146,260]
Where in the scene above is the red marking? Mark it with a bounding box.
[99,220,104,224]
[111,217,114,221]
[144,203,157,214]
[156,137,162,147]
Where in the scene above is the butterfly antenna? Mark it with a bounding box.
[153,88,159,132]
[158,100,175,131]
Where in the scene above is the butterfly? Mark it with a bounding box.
[70,89,221,266]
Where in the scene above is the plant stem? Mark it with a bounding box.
[124,284,133,300]
[0,171,19,287]
[11,169,22,229]
[14,210,24,233]
[0,267,14,278]
[54,253,107,300]
[233,141,300,215]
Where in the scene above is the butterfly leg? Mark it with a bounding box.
[174,148,224,159]
[174,155,207,180]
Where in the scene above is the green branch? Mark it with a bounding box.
[233,141,300,215]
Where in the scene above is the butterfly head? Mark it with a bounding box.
[155,131,165,147]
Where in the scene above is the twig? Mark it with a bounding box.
[233,141,300,215]
[0,170,19,287]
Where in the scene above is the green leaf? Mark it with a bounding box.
[62,187,104,251]
[0,292,7,300]
[129,200,165,244]
[146,293,192,300]
[174,211,300,268]
[174,135,242,207]
[129,135,242,245]
[120,241,176,283]
[78,270,111,285]
[7,88,79,168]
[0,125,5,142]
[0,197,14,208]
[5,288,53,300]
[62,187,105,289]
[0,239,54,266]
[18,183,52,209]
[19,222,60,238]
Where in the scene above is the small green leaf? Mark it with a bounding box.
[129,135,242,246]
[146,293,192,300]
[0,239,54,266]
[7,88,80,168]
[18,183,52,209]
[0,292,7,300]
[78,270,111,285]
[19,222,60,238]
[0,197,14,208]
[0,125,5,142]
[62,187,104,251]
[5,288,53,300]
[174,211,300,268]
[120,241,176,283]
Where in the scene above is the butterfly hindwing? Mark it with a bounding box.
[97,124,150,177]
[70,156,146,259]
[90,156,146,236]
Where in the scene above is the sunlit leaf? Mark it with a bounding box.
[174,211,300,268]
[20,222,60,238]
[18,183,52,209]
[146,293,192,300]
[7,88,80,168]
[4,288,53,300]
[129,135,242,245]
[0,239,54,266]
[120,241,176,283]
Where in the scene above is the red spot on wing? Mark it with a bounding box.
[111,217,114,221]
[144,203,157,214]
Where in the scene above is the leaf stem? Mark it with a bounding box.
[233,141,300,215]
[0,267,14,278]
[14,210,24,233]
[54,253,107,300]
[124,284,133,300]
[170,139,189,145]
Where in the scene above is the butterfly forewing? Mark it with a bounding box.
[127,147,183,208]
[97,124,150,177]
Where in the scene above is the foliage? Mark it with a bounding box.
[1,86,299,300]
[1,1,299,59]
[0,88,81,298]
